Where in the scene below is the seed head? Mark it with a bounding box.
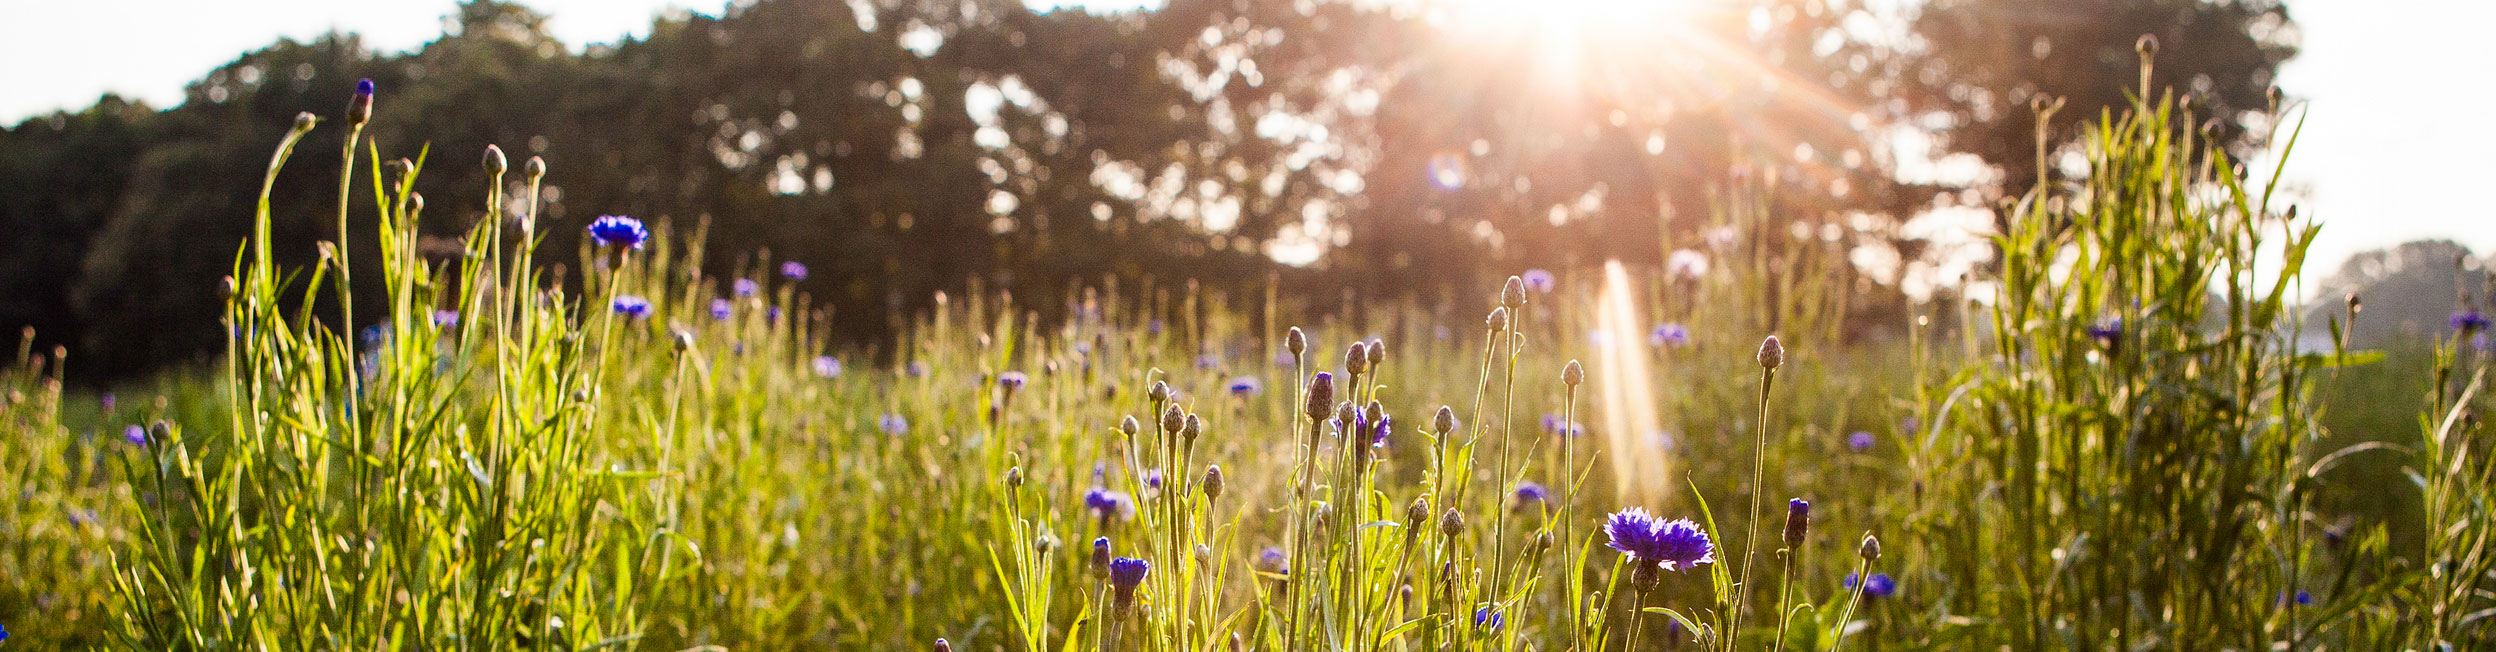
[1561,360,1584,387]
[1757,335,1784,370]
[1285,327,1307,356]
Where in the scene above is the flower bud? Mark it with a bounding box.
[2135,33,2159,59]
[1285,326,1307,356]
[292,112,318,134]
[933,638,951,652]
[1859,533,1882,561]
[483,144,508,175]
[1305,372,1336,421]
[1501,276,1526,308]
[1757,335,1784,370]
[1364,338,1385,367]
[1202,465,1224,501]
[1120,415,1140,438]
[1005,466,1024,488]
[1433,406,1457,436]
[1561,360,1584,387]
[1406,496,1430,526]
[1345,342,1370,375]
[1148,380,1171,402]
[1439,507,1466,537]
[1161,404,1186,435]
[347,79,374,127]
[524,156,546,180]
[1783,498,1810,548]
[1181,413,1202,443]
[1487,307,1508,332]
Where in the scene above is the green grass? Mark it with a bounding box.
[0,81,2490,652]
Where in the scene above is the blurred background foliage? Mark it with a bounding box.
[7,0,2465,386]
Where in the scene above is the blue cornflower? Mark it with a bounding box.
[1605,507,1715,572]
[1512,482,1549,511]
[1650,322,1690,348]
[1522,268,1555,293]
[733,278,759,296]
[433,310,459,327]
[1,618,10,642]
[710,299,732,320]
[1847,430,1876,452]
[997,371,1029,392]
[1843,572,1897,598]
[611,295,652,318]
[879,413,908,435]
[2452,310,2491,333]
[1143,469,1165,493]
[1108,557,1151,608]
[812,356,843,378]
[2086,317,2123,346]
[1254,546,1289,576]
[1472,605,1504,632]
[767,306,783,322]
[1541,414,1585,438]
[1084,487,1134,523]
[2296,589,2312,606]
[587,215,649,250]
[1227,375,1262,397]
[780,261,809,280]
[123,425,146,445]
[356,78,375,97]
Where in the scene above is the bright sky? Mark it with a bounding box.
[0,0,2483,278]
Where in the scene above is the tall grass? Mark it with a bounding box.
[0,65,2485,652]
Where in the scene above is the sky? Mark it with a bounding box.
[0,0,2484,281]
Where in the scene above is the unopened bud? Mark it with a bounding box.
[1161,404,1186,435]
[1433,406,1457,436]
[1285,327,1307,356]
[1561,360,1584,387]
[1783,498,1810,548]
[1305,372,1336,421]
[1757,335,1784,370]
[292,112,318,134]
[1501,276,1525,308]
[346,78,374,127]
[933,638,951,652]
[1406,496,1430,526]
[1181,413,1202,443]
[1487,307,1508,332]
[1345,343,1370,375]
[483,144,507,175]
[1859,533,1882,561]
[1120,415,1140,438]
[1202,465,1224,500]
[1005,466,1024,488]
[524,156,546,180]
[1439,508,1466,537]
[2135,34,2159,59]
[1148,380,1171,402]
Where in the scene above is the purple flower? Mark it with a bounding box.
[1091,536,1112,569]
[587,215,649,250]
[611,295,652,318]
[433,310,459,327]
[2086,317,2123,346]
[907,361,930,378]
[812,356,843,378]
[1254,546,1289,575]
[1195,354,1219,369]
[1541,414,1585,438]
[733,278,759,296]
[1650,323,1690,348]
[1521,268,1555,294]
[710,299,732,320]
[123,424,147,445]
[1227,375,1262,396]
[1108,557,1151,607]
[780,261,809,281]
[1666,249,1709,279]
[1846,430,1876,452]
[1843,572,1897,598]
[1143,469,1165,492]
[1784,498,1810,546]
[1512,482,1549,511]
[1604,507,1715,572]
[2452,310,2491,333]
[99,393,115,412]
[1084,487,1134,522]
[997,371,1029,391]
[1472,605,1504,632]
[879,413,909,435]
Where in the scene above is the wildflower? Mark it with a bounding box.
[587,215,650,250]
[767,306,783,322]
[1148,319,1165,335]
[1512,482,1550,512]
[1227,375,1262,397]
[611,295,653,318]
[1091,537,1112,572]
[1843,572,1897,598]
[1084,487,1135,523]
[997,371,1029,393]
[1356,404,1392,450]
[1650,323,1690,348]
[1108,557,1151,609]
[907,361,929,377]
[933,638,951,652]
[1195,354,1219,369]
[1144,469,1165,493]
[1605,508,1715,572]
[1473,605,1505,632]
[2295,589,2313,606]
[1254,546,1289,576]
[433,310,459,327]
[2087,317,2123,347]
[813,356,844,379]
[124,425,146,445]
[1522,268,1556,294]
[1846,430,1876,452]
[1666,248,1709,279]
[878,413,908,435]
[710,299,732,320]
[733,278,759,296]
[1784,498,1810,547]
[780,261,809,280]
[2452,310,2491,334]
[1540,414,1585,438]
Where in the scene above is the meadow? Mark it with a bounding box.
[0,79,2490,652]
